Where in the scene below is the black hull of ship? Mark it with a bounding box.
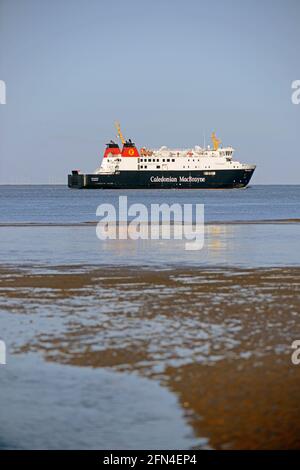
[68,169,255,189]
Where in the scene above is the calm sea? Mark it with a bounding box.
[1,184,300,224]
[0,185,299,267]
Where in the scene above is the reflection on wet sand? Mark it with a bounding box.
[1,265,300,449]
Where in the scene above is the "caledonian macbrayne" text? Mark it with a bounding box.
[150,176,205,183]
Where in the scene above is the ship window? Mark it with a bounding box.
[167,159,170,162]
[145,165,147,169]
[156,165,160,169]
[157,159,159,162]
[172,159,175,162]
[163,159,165,162]
[140,165,143,169]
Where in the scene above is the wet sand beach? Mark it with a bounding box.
[1,264,299,449]
[1,186,300,448]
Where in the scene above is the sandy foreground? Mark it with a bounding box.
[0,265,300,449]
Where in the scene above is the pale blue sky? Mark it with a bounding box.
[0,0,299,184]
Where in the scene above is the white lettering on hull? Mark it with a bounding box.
[150,176,205,183]
[179,176,205,183]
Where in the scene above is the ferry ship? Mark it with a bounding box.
[68,123,256,189]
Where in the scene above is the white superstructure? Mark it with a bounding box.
[96,143,255,175]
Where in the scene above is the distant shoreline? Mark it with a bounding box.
[0,218,299,227]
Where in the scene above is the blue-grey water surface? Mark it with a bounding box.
[1,185,300,224]
[0,185,299,450]
[0,185,299,267]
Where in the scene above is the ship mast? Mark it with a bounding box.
[115,121,125,145]
[211,132,221,151]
